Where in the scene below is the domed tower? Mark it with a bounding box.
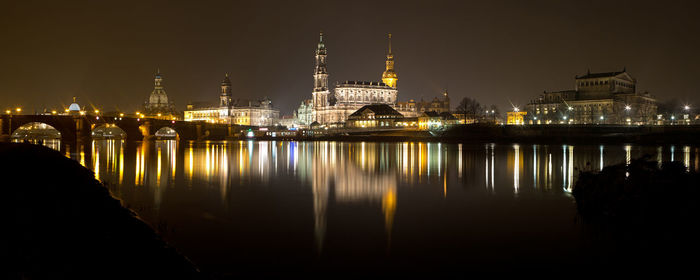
[68,96,81,115]
[144,69,176,116]
[381,33,398,88]
[220,73,232,107]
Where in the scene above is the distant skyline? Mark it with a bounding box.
[1,0,699,114]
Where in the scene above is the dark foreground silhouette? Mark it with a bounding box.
[573,158,700,269]
[0,143,202,279]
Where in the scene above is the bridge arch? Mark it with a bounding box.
[154,126,179,140]
[11,122,62,150]
[91,123,127,139]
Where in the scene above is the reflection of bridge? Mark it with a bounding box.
[0,114,248,147]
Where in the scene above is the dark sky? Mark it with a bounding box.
[1,0,699,115]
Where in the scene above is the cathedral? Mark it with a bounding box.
[311,32,399,125]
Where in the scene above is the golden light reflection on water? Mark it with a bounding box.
[60,140,700,253]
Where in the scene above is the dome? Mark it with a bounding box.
[69,97,81,111]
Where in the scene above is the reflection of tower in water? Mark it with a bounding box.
[307,142,398,253]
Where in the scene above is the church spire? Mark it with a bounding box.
[388,33,392,55]
[313,31,328,92]
[382,33,398,88]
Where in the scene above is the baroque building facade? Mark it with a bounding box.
[526,69,657,125]
[311,32,399,126]
[183,74,279,126]
[396,90,451,117]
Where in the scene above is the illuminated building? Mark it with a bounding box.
[396,90,451,117]
[184,74,280,126]
[293,99,313,128]
[346,104,404,128]
[418,111,458,130]
[311,32,399,126]
[506,111,527,125]
[526,69,657,125]
[143,70,177,119]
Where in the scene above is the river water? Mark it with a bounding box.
[55,140,699,273]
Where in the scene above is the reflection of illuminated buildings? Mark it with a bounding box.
[305,141,399,250]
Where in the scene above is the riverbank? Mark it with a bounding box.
[0,143,203,279]
[238,124,700,145]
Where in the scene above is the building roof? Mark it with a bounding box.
[337,80,390,87]
[421,111,441,117]
[439,112,457,120]
[575,69,626,79]
[349,104,403,117]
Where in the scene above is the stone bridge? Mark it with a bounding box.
[0,114,250,146]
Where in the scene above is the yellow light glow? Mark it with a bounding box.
[16,108,21,113]
[119,113,124,117]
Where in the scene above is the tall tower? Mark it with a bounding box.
[382,33,398,88]
[312,31,330,122]
[313,32,328,92]
[220,73,232,107]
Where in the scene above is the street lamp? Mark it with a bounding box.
[625,105,631,111]
[16,108,22,114]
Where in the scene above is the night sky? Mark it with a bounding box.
[1,0,699,115]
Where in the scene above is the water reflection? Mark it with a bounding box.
[49,140,699,257]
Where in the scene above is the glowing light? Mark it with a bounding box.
[16,108,21,113]
[625,105,631,111]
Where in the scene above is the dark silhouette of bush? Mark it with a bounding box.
[573,158,699,223]
[0,143,203,279]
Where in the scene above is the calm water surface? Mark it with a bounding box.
[66,140,699,273]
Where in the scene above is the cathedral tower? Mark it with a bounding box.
[220,73,232,107]
[381,33,398,88]
[312,31,331,122]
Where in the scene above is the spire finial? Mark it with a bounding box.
[388,33,392,54]
[73,96,76,103]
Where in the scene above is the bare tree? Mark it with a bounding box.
[456,97,483,124]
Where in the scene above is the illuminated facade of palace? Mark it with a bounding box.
[526,69,657,125]
[143,70,177,118]
[396,90,451,117]
[311,32,399,125]
[183,74,279,126]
